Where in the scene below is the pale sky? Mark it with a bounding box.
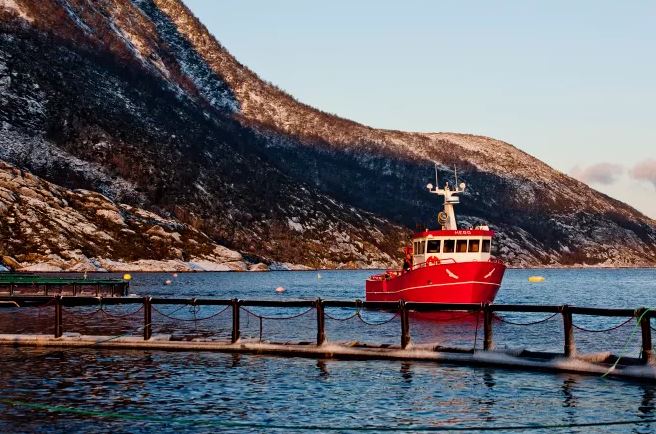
[185,0,656,218]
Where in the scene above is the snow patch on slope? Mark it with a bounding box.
[59,0,93,34]
[131,0,239,113]
[0,128,145,204]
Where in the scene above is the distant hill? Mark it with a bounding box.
[1,0,655,269]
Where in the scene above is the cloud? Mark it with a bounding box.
[630,159,656,188]
[571,163,624,185]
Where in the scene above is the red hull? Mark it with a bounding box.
[365,261,506,303]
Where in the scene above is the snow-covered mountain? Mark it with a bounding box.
[1,0,655,269]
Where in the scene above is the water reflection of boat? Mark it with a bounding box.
[410,310,482,324]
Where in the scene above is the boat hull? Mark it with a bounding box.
[365,261,505,303]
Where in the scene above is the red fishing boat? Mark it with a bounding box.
[366,173,506,303]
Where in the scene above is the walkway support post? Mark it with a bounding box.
[638,308,653,364]
[483,304,494,351]
[316,298,325,346]
[144,296,152,341]
[400,300,410,349]
[54,295,63,338]
[562,305,576,358]
[231,298,240,343]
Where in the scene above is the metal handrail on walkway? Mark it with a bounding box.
[0,296,653,363]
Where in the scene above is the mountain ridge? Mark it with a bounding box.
[1,0,655,270]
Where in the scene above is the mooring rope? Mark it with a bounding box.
[356,311,399,326]
[473,311,481,351]
[496,312,559,326]
[572,316,634,333]
[601,308,653,378]
[61,301,143,319]
[151,304,230,322]
[324,310,360,321]
[77,307,103,317]
[240,306,315,321]
[149,304,188,321]
[233,307,315,342]
[99,304,144,318]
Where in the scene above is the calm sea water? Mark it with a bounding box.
[1,268,656,432]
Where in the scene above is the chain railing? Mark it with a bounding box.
[0,296,653,364]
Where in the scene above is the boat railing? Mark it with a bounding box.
[412,257,457,270]
[368,270,402,281]
[369,256,499,279]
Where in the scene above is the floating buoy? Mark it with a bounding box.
[528,276,545,283]
[164,279,173,285]
[275,286,285,293]
[172,273,178,278]
[123,273,132,281]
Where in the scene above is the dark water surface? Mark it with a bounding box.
[1,268,656,432]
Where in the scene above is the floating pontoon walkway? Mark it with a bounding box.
[1,333,655,383]
[1,296,655,382]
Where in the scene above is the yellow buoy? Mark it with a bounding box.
[528,276,545,283]
[123,273,132,281]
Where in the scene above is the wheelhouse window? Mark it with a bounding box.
[443,239,455,253]
[468,239,480,253]
[482,239,491,253]
[427,240,441,253]
[456,240,468,253]
[420,240,426,254]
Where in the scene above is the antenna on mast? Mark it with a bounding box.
[434,163,439,189]
[426,164,467,230]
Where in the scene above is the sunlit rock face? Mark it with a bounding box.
[1,0,655,268]
[0,161,250,271]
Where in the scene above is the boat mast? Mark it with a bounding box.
[426,166,466,230]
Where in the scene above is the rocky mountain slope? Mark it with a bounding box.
[1,0,655,268]
[0,160,255,271]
